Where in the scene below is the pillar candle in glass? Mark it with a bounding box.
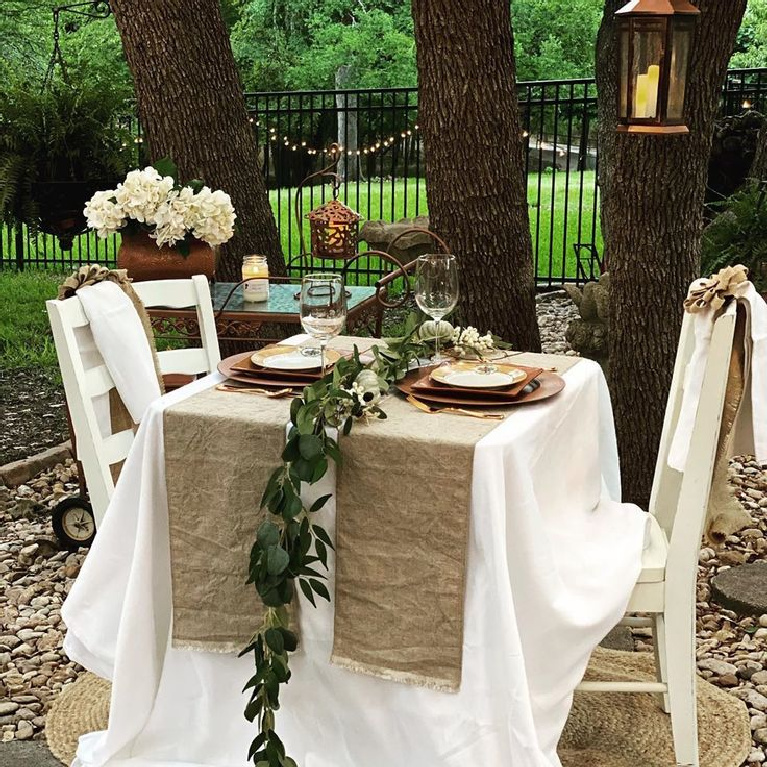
[242,255,269,302]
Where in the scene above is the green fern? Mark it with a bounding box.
[0,80,131,229]
[701,180,767,293]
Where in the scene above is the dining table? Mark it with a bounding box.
[61,335,648,767]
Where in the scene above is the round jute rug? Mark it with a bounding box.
[560,648,751,767]
[46,672,110,766]
[46,649,750,767]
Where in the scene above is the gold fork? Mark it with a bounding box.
[216,384,297,398]
[406,395,505,420]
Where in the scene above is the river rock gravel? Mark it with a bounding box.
[0,459,85,743]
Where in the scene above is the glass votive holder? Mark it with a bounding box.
[242,255,269,302]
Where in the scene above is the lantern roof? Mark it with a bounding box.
[615,0,699,15]
[306,199,361,224]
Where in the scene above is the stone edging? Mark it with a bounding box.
[0,442,73,488]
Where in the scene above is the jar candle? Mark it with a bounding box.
[242,255,269,302]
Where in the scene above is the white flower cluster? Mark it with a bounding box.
[452,326,495,353]
[114,167,174,225]
[83,190,126,238]
[189,187,236,246]
[83,166,236,249]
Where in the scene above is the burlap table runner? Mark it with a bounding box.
[164,345,580,689]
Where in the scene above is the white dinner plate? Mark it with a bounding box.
[430,362,527,389]
[251,346,341,371]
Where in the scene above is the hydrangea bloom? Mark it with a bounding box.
[84,190,126,239]
[114,167,175,226]
[151,187,198,247]
[190,187,236,247]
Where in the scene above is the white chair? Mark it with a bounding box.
[46,275,221,528]
[576,307,738,767]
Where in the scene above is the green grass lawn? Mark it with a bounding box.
[270,170,601,282]
[0,270,62,369]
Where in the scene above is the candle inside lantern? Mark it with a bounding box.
[646,65,660,117]
[635,73,649,118]
[326,218,343,244]
[242,255,269,302]
[634,65,660,119]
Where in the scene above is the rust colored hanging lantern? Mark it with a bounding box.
[615,0,700,134]
[306,198,361,261]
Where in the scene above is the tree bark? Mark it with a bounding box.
[752,123,767,181]
[411,0,541,351]
[109,0,284,281]
[597,0,747,506]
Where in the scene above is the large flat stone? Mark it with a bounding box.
[711,561,767,616]
[599,625,634,652]
[0,741,61,767]
[0,442,72,488]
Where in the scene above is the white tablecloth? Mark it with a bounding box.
[62,354,647,767]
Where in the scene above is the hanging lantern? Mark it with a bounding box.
[306,199,361,260]
[615,0,700,134]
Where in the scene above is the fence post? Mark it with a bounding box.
[14,222,24,271]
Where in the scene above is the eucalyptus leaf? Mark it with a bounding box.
[264,627,285,654]
[315,539,328,568]
[309,494,332,513]
[257,522,280,548]
[309,578,331,602]
[312,524,335,550]
[299,578,316,607]
[266,546,290,576]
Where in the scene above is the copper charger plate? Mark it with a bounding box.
[218,352,318,389]
[416,363,543,399]
[397,366,565,408]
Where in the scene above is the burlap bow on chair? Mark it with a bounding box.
[59,265,165,481]
[683,264,752,545]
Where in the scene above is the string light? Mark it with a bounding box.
[743,99,752,109]
[244,119,420,158]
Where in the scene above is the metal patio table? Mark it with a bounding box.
[146,279,384,345]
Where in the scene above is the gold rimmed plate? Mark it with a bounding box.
[430,361,527,390]
[251,345,342,371]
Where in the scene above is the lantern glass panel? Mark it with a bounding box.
[667,23,693,121]
[630,23,665,120]
[619,25,630,119]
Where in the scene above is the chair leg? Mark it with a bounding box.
[653,613,671,713]
[664,607,699,767]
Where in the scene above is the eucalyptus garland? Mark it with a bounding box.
[240,315,510,767]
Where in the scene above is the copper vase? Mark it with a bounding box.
[117,230,217,282]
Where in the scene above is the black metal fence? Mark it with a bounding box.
[3,67,766,287]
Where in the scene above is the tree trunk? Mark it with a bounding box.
[597,1,747,506]
[411,0,541,351]
[109,0,284,282]
[752,124,767,181]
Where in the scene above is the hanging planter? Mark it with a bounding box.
[32,181,114,251]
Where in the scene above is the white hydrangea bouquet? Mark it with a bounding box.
[83,158,236,254]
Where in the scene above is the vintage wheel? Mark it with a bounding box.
[52,497,96,551]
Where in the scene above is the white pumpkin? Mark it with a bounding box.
[417,319,454,342]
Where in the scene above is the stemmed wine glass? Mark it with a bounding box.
[300,273,346,376]
[415,254,459,363]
